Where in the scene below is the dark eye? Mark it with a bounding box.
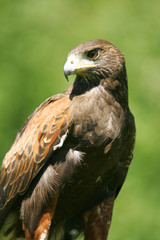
[87,49,99,60]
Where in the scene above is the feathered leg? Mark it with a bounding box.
[20,164,60,240]
[83,196,114,240]
[33,212,52,240]
[22,194,58,240]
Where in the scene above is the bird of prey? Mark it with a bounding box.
[0,40,135,240]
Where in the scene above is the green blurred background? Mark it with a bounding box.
[0,0,160,239]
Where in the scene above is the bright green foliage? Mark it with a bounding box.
[0,0,160,239]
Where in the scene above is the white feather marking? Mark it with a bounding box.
[53,130,68,151]
[44,137,51,144]
[40,229,48,240]
[67,149,85,164]
[108,114,113,130]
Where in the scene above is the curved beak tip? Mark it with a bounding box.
[64,59,77,81]
[64,71,69,81]
[64,70,69,81]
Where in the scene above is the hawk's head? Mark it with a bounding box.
[64,39,128,103]
[64,39,125,81]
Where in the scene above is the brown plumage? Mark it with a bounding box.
[0,40,135,240]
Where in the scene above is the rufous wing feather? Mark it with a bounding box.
[0,96,71,212]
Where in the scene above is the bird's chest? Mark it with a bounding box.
[70,90,122,148]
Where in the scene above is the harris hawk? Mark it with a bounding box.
[0,40,136,240]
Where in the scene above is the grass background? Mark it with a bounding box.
[0,0,160,239]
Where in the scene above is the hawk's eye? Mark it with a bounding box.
[87,49,99,60]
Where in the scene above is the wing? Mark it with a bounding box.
[0,95,71,212]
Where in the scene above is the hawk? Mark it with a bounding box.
[0,40,135,240]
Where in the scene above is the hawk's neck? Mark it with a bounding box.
[68,75,128,108]
[69,76,100,99]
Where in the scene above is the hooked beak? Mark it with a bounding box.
[64,55,95,81]
[64,70,69,81]
[64,69,73,81]
[64,58,77,81]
